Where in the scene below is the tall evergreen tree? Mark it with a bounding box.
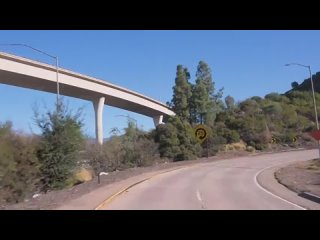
[192,61,223,126]
[171,65,192,121]
[193,79,208,124]
[196,61,214,96]
[189,83,197,125]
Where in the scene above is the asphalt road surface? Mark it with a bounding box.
[102,150,318,210]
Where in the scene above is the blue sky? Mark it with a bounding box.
[1,30,320,137]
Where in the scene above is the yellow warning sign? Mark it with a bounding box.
[194,125,208,143]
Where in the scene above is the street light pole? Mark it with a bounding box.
[0,43,60,107]
[308,66,319,130]
[55,56,60,107]
[285,63,320,157]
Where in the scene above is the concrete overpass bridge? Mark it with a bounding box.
[0,52,175,144]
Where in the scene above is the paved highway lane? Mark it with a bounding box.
[102,150,318,210]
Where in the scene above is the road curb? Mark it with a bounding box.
[298,192,320,204]
[94,177,152,210]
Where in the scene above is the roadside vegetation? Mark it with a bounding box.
[1,60,319,204]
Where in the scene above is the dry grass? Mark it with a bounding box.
[74,168,93,182]
[65,168,94,188]
[224,141,247,152]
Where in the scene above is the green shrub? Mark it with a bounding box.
[35,101,84,191]
[155,116,201,161]
[0,121,40,203]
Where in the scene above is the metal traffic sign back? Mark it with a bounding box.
[194,124,208,143]
[309,130,320,141]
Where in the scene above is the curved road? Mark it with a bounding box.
[102,150,318,210]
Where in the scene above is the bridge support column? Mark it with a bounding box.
[153,115,164,127]
[93,97,105,145]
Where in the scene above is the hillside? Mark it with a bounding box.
[286,71,320,94]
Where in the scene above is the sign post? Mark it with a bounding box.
[206,137,209,158]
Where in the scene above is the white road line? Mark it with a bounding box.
[254,164,306,210]
[196,190,202,202]
[196,190,206,209]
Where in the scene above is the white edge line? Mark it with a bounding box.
[254,164,306,210]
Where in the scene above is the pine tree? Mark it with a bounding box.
[192,61,223,126]
[196,61,214,96]
[193,79,208,124]
[171,65,192,121]
[189,83,197,125]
